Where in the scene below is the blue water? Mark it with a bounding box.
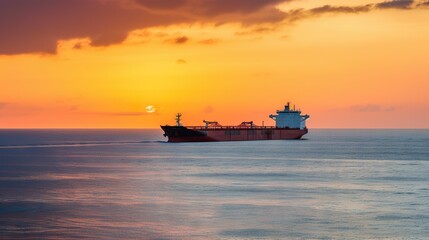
[0,129,428,239]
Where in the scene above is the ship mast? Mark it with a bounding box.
[175,113,182,126]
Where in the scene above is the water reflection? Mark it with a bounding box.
[0,130,428,239]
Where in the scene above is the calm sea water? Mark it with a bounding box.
[0,129,428,239]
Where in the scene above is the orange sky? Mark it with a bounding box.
[1,0,428,128]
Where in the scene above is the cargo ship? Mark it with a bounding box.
[161,103,309,142]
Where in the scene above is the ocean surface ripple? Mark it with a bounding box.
[0,129,428,239]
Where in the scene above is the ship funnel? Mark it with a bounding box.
[285,102,290,111]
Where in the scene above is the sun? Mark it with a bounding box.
[145,105,156,113]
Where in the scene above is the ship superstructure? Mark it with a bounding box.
[161,103,310,142]
[269,102,310,129]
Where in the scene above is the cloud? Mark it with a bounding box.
[282,1,418,23]
[199,38,220,45]
[310,5,372,14]
[90,111,155,116]
[384,106,396,112]
[376,0,414,9]
[203,105,214,114]
[136,0,287,17]
[165,36,189,44]
[351,104,396,112]
[173,36,189,44]
[135,0,187,10]
[281,6,371,23]
[0,0,291,55]
[0,102,9,109]
[0,0,427,55]
[351,104,382,112]
[176,59,187,64]
[0,0,190,55]
[193,0,285,17]
[417,0,429,6]
[0,102,42,116]
[72,43,83,50]
[235,26,278,35]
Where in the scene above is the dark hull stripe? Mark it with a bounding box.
[161,126,308,142]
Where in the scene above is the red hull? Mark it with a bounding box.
[162,126,308,142]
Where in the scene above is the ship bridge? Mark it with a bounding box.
[269,102,310,129]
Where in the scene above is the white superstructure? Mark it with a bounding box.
[269,103,310,129]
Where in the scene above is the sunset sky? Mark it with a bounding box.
[1,0,428,128]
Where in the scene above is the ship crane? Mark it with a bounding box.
[238,121,254,128]
[203,120,220,128]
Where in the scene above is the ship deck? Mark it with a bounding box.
[185,126,299,130]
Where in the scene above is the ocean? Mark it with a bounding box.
[0,129,428,239]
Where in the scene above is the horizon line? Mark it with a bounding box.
[0,128,428,130]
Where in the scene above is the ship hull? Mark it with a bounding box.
[161,126,308,142]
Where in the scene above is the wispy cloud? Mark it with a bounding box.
[0,102,9,109]
[235,26,277,36]
[89,111,157,116]
[72,42,84,50]
[0,102,42,116]
[199,38,220,45]
[310,5,372,15]
[176,59,187,64]
[417,0,429,6]
[351,104,396,112]
[173,36,189,44]
[202,105,214,114]
[376,0,414,9]
[282,0,420,23]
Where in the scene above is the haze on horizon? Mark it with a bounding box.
[1,0,428,129]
